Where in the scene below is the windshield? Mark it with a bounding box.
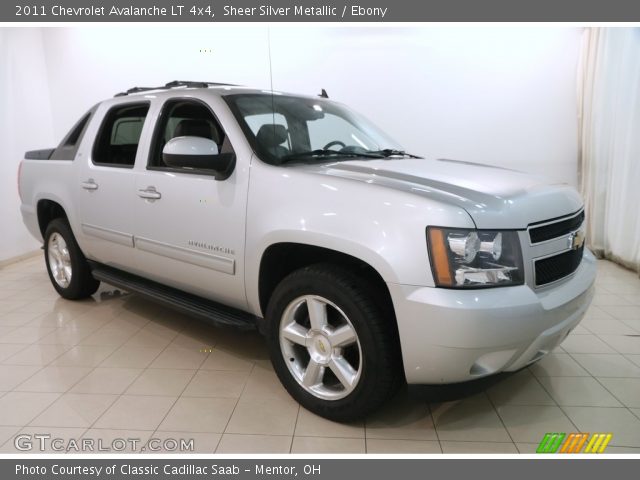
[223,93,406,165]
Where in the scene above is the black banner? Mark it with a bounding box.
[4,0,640,22]
[4,458,640,480]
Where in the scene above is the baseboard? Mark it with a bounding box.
[0,250,41,269]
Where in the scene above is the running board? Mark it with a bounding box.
[89,262,257,331]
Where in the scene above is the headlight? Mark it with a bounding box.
[427,227,524,288]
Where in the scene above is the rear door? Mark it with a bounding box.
[77,102,150,270]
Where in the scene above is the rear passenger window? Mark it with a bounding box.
[92,103,149,167]
[111,118,145,145]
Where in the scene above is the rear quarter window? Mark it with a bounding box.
[49,107,96,160]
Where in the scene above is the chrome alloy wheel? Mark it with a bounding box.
[279,295,363,400]
[47,232,72,288]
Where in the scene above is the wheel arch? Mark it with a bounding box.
[257,242,398,332]
[37,199,69,237]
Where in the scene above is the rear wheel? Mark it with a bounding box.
[44,218,100,300]
[266,264,401,421]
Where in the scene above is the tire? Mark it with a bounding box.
[44,218,100,300]
[266,263,402,421]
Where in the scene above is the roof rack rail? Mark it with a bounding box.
[114,80,238,97]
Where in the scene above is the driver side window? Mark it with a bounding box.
[148,99,233,171]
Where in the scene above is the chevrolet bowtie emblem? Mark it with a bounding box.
[317,341,326,353]
[568,229,586,250]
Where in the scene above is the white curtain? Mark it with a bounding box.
[579,28,640,274]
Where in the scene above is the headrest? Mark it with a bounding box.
[256,124,288,148]
[173,119,220,143]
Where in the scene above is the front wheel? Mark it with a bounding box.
[266,264,401,421]
[44,218,100,300]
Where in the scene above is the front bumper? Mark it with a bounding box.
[389,249,597,384]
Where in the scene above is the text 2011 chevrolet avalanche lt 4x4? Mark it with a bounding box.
[18,81,596,420]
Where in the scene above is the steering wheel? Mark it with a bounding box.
[323,140,346,150]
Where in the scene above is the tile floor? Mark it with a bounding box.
[0,256,639,454]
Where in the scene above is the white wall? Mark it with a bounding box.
[40,26,582,181]
[0,26,583,262]
[40,26,273,140]
[0,28,54,263]
[270,27,582,185]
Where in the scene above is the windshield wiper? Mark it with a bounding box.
[371,149,422,159]
[280,149,384,164]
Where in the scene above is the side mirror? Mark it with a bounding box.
[162,136,235,180]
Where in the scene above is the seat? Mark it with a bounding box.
[256,124,289,158]
[173,119,222,145]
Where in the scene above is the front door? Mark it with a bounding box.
[132,97,249,310]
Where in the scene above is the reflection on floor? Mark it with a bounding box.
[0,256,639,453]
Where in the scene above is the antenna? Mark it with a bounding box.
[319,89,329,98]
[267,28,277,145]
[267,28,274,95]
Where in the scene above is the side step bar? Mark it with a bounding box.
[89,262,257,331]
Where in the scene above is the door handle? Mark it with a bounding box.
[81,179,99,191]
[137,186,162,200]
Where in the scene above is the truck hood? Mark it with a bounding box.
[297,158,583,229]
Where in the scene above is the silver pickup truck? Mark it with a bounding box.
[18,81,596,420]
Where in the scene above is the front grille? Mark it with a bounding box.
[535,245,584,286]
[529,211,585,243]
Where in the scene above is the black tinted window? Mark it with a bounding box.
[148,99,232,170]
[92,103,149,167]
[224,93,402,166]
[64,112,91,146]
[50,107,95,160]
